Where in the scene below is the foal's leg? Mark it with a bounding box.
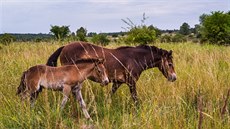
[61,84,71,109]
[72,84,92,121]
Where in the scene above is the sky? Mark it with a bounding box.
[0,0,229,34]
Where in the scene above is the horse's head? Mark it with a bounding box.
[158,49,177,82]
[94,58,109,86]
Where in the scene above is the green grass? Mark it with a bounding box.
[0,42,229,129]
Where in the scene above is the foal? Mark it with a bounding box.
[16,58,109,120]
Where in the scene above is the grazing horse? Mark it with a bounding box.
[17,58,109,120]
[46,42,176,106]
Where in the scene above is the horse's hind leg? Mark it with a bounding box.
[61,84,71,109]
[30,91,39,107]
[30,87,43,107]
[72,84,92,121]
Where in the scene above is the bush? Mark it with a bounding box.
[91,33,110,46]
[160,35,172,43]
[200,11,230,45]
[172,33,187,43]
[122,14,157,45]
[125,25,156,45]
[0,33,16,45]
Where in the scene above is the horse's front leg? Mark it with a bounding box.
[128,82,139,107]
[72,84,92,121]
[111,82,122,95]
[61,84,71,109]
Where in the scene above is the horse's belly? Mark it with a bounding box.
[40,79,64,90]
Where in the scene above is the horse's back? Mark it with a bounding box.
[60,42,108,65]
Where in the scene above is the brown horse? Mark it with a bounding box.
[17,58,109,120]
[46,42,176,106]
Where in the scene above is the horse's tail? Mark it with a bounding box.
[16,71,27,95]
[46,46,65,67]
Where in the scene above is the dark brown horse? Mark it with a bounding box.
[17,58,109,120]
[46,42,176,106]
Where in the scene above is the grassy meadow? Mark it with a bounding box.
[0,41,229,129]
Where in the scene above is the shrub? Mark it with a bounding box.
[0,33,16,45]
[200,11,230,45]
[125,25,156,45]
[122,14,157,45]
[91,33,110,46]
[172,33,187,43]
[160,35,172,43]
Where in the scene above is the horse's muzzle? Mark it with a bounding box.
[101,78,109,86]
[168,73,177,82]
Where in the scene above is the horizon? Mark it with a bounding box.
[0,0,229,34]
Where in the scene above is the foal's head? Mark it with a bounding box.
[158,49,177,82]
[93,58,109,86]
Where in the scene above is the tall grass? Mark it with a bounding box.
[0,42,229,129]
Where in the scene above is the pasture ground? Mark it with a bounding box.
[0,42,229,129]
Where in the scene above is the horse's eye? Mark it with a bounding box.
[168,63,173,67]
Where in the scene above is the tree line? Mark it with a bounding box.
[0,11,229,45]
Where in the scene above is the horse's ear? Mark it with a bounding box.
[169,50,173,56]
[159,48,163,55]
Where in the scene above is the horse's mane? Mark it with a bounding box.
[116,46,134,50]
[136,45,159,52]
[116,45,156,50]
[135,45,171,56]
[115,44,169,55]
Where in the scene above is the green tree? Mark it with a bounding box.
[0,33,16,45]
[194,24,201,38]
[179,22,190,35]
[200,11,230,44]
[76,27,87,41]
[50,25,70,40]
[91,33,110,46]
[199,14,208,24]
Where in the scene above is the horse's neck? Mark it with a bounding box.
[74,63,95,78]
[137,52,161,70]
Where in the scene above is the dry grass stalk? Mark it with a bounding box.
[198,94,203,129]
[221,88,230,119]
